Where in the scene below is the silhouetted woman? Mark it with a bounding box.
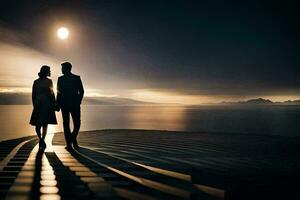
[30,65,57,149]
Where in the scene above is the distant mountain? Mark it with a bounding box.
[240,98,273,105]
[0,93,149,105]
[221,98,300,105]
[281,100,300,105]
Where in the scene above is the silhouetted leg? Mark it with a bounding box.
[71,106,81,149]
[42,125,48,140]
[35,126,42,140]
[36,125,46,149]
[40,125,47,149]
[62,109,72,147]
[71,106,81,138]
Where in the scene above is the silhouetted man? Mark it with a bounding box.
[56,62,84,149]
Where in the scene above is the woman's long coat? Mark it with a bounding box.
[30,78,57,126]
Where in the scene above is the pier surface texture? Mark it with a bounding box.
[0,129,299,200]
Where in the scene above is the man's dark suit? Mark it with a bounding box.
[56,73,84,146]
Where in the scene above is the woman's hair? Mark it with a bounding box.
[38,65,50,78]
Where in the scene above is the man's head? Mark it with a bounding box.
[61,62,72,75]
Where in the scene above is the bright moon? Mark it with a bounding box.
[57,27,69,40]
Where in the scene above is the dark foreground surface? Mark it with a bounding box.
[0,130,300,200]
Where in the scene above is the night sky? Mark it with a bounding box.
[0,0,299,104]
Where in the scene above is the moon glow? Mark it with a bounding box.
[57,27,69,40]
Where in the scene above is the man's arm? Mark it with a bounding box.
[56,77,62,109]
[78,77,84,104]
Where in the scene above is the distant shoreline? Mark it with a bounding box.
[0,93,300,106]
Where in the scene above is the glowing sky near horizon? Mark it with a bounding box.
[0,37,299,105]
[0,1,299,105]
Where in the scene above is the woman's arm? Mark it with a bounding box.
[49,80,56,107]
[32,81,36,106]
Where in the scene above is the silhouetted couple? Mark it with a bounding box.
[29,62,84,150]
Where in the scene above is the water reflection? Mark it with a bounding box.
[0,105,189,141]
[1,105,300,141]
[128,106,187,130]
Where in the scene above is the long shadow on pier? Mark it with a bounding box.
[68,147,217,200]
[67,147,187,200]
[30,149,43,200]
[2,130,300,200]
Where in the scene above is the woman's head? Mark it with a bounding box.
[38,65,51,78]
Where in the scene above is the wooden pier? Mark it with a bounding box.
[0,130,299,199]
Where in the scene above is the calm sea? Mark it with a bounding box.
[0,105,299,141]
